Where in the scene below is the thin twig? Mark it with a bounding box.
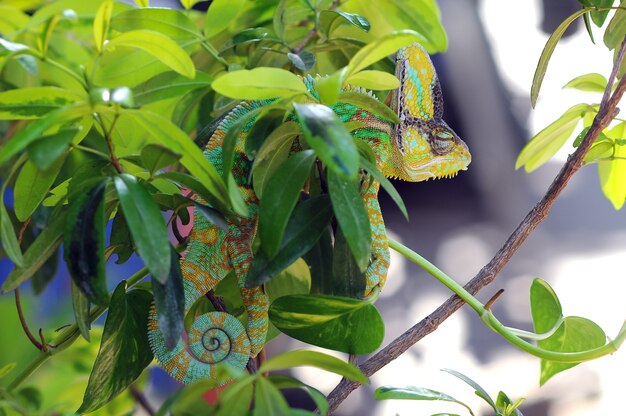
[325,36,626,413]
[14,288,44,350]
[129,385,155,416]
[292,0,341,54]
[484,289,505,311]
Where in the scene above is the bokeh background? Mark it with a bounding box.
[1,0,625,415]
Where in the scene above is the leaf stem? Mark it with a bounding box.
[7,267,149,391]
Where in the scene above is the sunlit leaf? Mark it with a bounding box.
[346,70,400,90]
[599,140,626,209]
[0,87,82,119]
[212,67,307,100]
[93,0,113,52]
[204,0,246,37]
[563,73,607,92]
[14,157,65,221]
[253,377,290,416]
[111,7,198,39]
[319,10,370,35]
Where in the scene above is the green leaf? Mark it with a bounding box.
[140,144,181,175]
[156,171,227,213]
[599,139,626,209]
[246,195,333,287]
[530,278,563,334]
[360,157,407,220]
[105,29,195,78]
[260,350,368,384]
[71,278,92,341]
[441,368,497,412]
[305,226,333,295]
[192,201,228,231]
[123,110,230,211]
[77,282,153,414]
[294,102,359,179]
[26,127,78,171]
[93,0,113,52]
[245,109,286,159]
[604,0,626,50]
[253,377,291,416]
[212,67,307,100]
[515,104,591,172]
[259,150,316,257]
[538,316,606,385]
[346,30,425,77]
[14,157,65,221]
[374,385,472,415]
[338,91,400,124]
[531,8,590,107]
[346,70,400,90]
[319,10,370,35]
[114,174,171,283]
[251,121,300,199]
[328,170,371,272]
[204,0,245,38]
[0,87,82,119]
[151,245,184,350]
[269,294,384,354]
[111,7,199,39]
[133,71,212,105]
[134,0,149,6]
[0,363,16,379]
[563,73,607,92]
[287,51,316,71]
[577,0,613,27]
[266,375,329,416]
[64,180,108,306]
[331,225,365,298]
[0,198,24,268]
[1,209,66,292]
[316,67,347,105]
[180,0,201,10]
[265,258,311,301]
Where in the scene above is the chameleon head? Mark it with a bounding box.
[387,42,471,182]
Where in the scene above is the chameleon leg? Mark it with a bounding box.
[362,180,391,298]
[148,212,251,384]
[226,198,270,357]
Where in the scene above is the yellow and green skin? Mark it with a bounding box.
[147,43,471,384]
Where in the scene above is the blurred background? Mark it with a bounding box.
[1,0,625,415]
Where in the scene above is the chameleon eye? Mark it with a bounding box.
[431,130,455,154]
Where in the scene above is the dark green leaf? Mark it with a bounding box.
[26,127,78,171]
[360,157,407,220]
[192,201,228,231]
[287,51,316,71]
[532,8,590,107]
[151,245,184,350]
[245,109,286,159]
[64,180,108,306]
[246,195,333,287]
[31,245,59,294]
[0,197,24,268]
[338,91,400,124]
[294,102,359,179]
[259,149,316,257]
[260,350,368,384]
[133,71,212,105]
[331,225,365,298]
[77,282,153,414]
[140,144,181,175]
[269,294,384,354]
[14,156,66,222]
[253,377,290,416]
[110,210,133,264]
[0,87,82,120]
[266,375,329,416]
[71,278,91,341]
[156,171,227,213]
[114,174,170,283]
[305,226,333,295]
[222,27,269,50]
[327,170,371,272]
[578,0,613,26]
[1,209,66,292]
[111,7,199,39]
[319,10,370,35]
[441,368,497,412]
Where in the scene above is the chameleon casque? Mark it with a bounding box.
[147,43,471,384]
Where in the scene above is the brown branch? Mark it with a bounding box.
[129,385,155,416]
[325,36,626,413]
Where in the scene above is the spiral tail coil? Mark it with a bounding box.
[148,309,250,384]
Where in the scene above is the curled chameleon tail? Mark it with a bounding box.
[148,102,270,384]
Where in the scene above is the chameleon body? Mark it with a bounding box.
[148,43,471,384]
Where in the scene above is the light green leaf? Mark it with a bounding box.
[133,71,212,105]
[114,174,171,283]
[516,104,591,172]
[531,8,590,107]
[180,0,201,10]
[604,0,626,50]
[563,73,607,92]
[111,8,199,39]
[269,294,384,354]
[0,6,29,35]
[273,0,286,41]
[105,29,195,78]
[14,157,65,221]
[259,150,316,257]
[259,350,368,384]
[0,195,24,268]
[253,377,291,416]
[530,278,563,334]
[441,368,497,412]
[0,87,82,120]
[134,0,149,7]
[204,0,245,38]
[599,140,626,209]
[212,67,307,100]
[346,70,400,90]
[265,258,311,301]
[93,0,113,53]
[77,282,153,414]
[346,30,425,77]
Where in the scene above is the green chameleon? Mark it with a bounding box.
[147,43,471,384]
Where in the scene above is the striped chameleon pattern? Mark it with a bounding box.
[147,43,471,384]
